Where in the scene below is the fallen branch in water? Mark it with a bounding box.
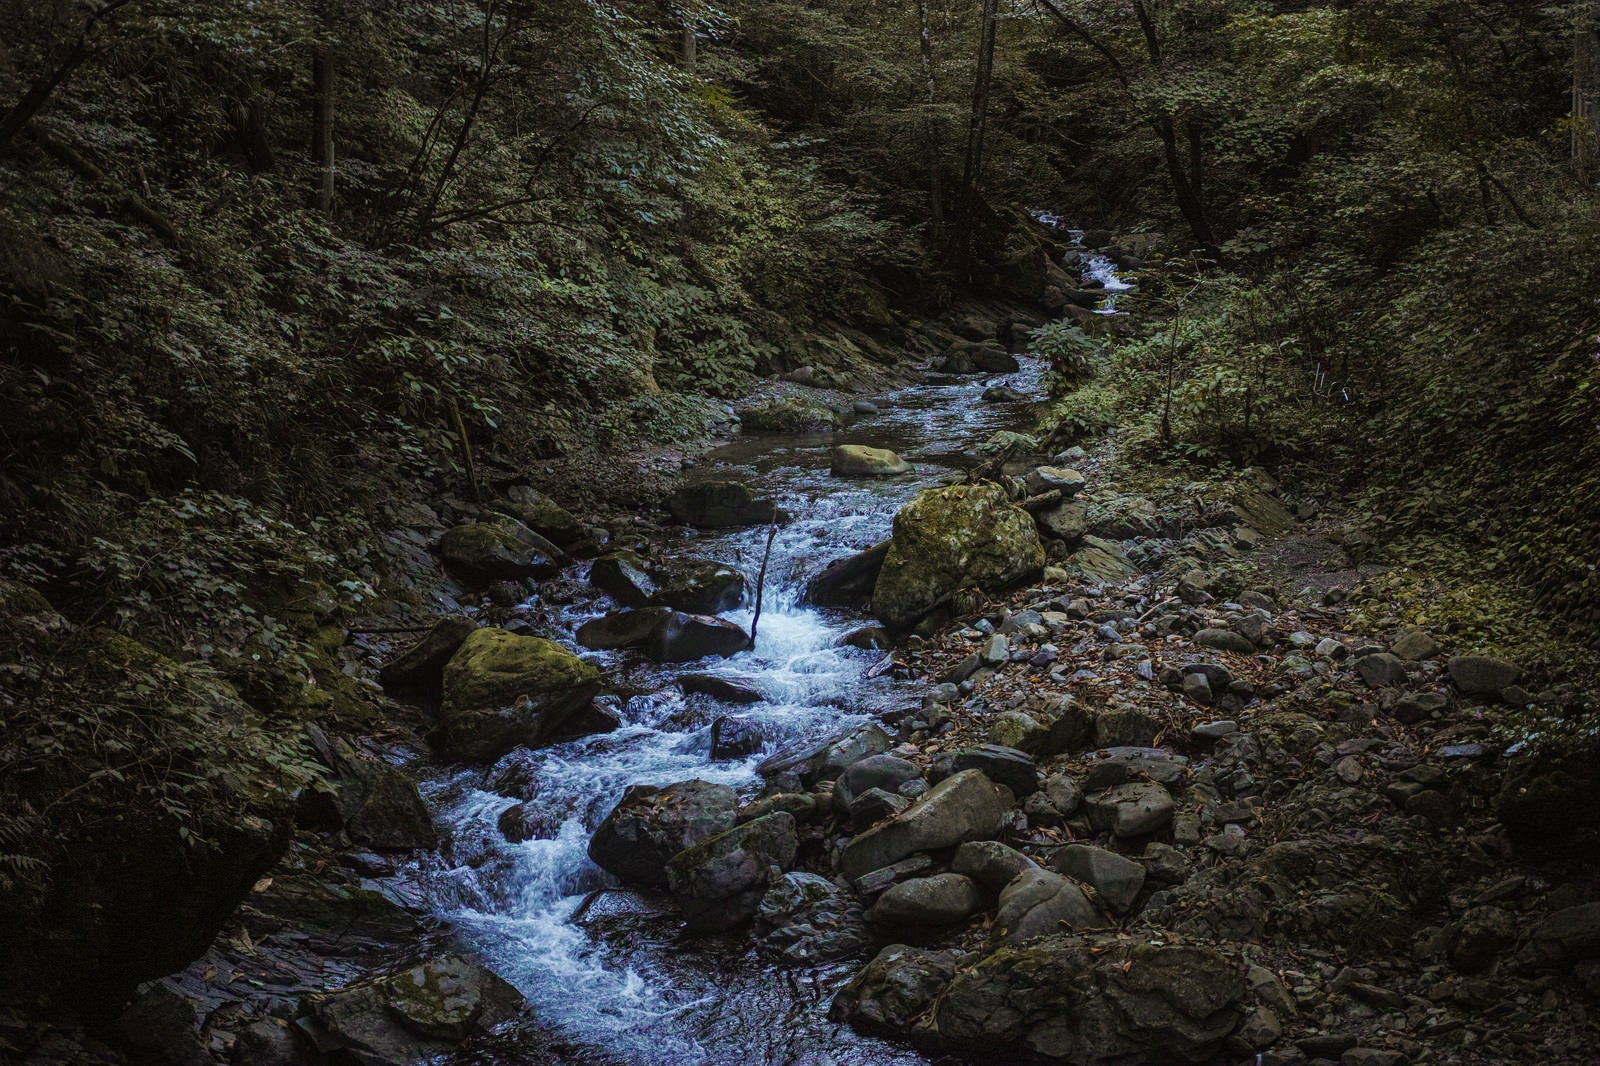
[746,503,781,649]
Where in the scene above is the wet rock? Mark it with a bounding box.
[1448,654,1522,697]
[838,770,1014,883]
[1024,466,1086,498]
[1051,845,1146,914]
[872,483,1044,631]
[931,936,1245,1062]
[378,616,477,700]
[854,400,880,415]
[588,780,738,888]
[939,341,1019,375]
[498,801,561,843]
[841,625,891,649]
[740,792,817,825]
[1034,501,1087,545]
[952,840,1039,895]
[757,872,868,964]
[803,722,895,781]
[666,479,792,528]
[337,759,438,851]
[867,873,985,926]
[830,944,962,1037]
[645,612,751,662]
[1085,781,1175,838]
[575,606,674,651]
[589,550,747,613]
[438,628,605,763]
[950,744,1039,795]
[679,673,764,704]
[853,854,937,896]
[297,954,524,1064]
[804,540,891,608]
[711,716,766,760]
[1355,652,1408,688]
[438,515,563,584]
[848,787,910,831]
[737,397,841,434]
[111,984,207,1066]
[495,484,593,551]
[831,444,913,477]
[834,754,922,813]
[232,1018,308,1066]
[983,385,1027,403]
[993,870,1110,943]
[666,811,799,932]
[1194,627,1256,655]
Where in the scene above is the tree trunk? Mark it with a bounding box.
[682,20,697,71]
[917,0,943,234]
[954,0,999,272]
[311,46,335,215]
[1155,115,1216,251]
[1574,0,1598,181]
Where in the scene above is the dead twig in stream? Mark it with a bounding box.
[746,503,781,649]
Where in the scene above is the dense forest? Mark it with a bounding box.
[3,1,1600,1064]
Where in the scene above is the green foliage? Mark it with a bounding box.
[1030,320,1101,391]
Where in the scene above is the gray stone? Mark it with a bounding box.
[867,873,985,926]
[831,444,913,477]
[950,744,1039,795]
[992,870,1110,943]
[665,812,799,932]
[847,787,910,832]
[1051,844,1147,914]
[439,515,563,584]
[1194,628,1257,655]
[1448,655,1522,697]
[834,753,922,812]
[1043,773,1083,816]
[588,780,738,888]
[667,480,792,528]
[829,944,961,1035]
[1192,720,1238,742]
[1093,707,1159,748]
[756,871,867,964]
[1391,627,1439,660]
[1082,748,1188,790]
[1085,781,1175,837]
[839,770,1013,883]
[952,840,1040,895]
[1024,466,1086,497]
[1355,653,1407,688]
[1182,671,1214,705]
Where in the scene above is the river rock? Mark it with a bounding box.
[952,840,1039,895]
[437,629,605,763]
[710,715,766,760]
[1524,903,1600,967]
[756,872,868,964]
[1448,654,1522,697]
[949,744,1039,795]
[737,397,841,433]
[378,616,477,700]
[1194,627,1257,655]
[495,485,593,551]
[1051,845,1146,915]
[1085,781,1175,838]
[808,722,896,780]
[1082,748,1188,790]
[804,540,890,607]
[848,787,910,831]
[867,873,985,926]
[667,480,792,528]
[665,811,799,932]
[830,944,963,1037]
[575,607,673,651]
[834,754,922,813]
[1024,466,1085,497]
[645,611,751,662]
[872,483,1044,631]
[1391,626,1440,660]
[983,385,1027,403]
[588,780,739,888]
[992,869,1109,943]
[498,802,560,843]
[1355,652,1408,688]
[298,954,524,1063]
[589,551,747,613]
[930,936,1246,1062]
[1034,501,1087,545]
[831,444,912,477]
[438,515,563,584]
[839,770,1013,883]
[939,341,1019,375]
[1067,535,1135,582]
[679,674,763,703]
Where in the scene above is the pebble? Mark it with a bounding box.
[1192,720,1238,742]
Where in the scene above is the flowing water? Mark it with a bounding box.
[415,359,1048,1065]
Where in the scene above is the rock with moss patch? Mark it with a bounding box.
[830,945,963,1039]
[589,550,747,613]
[494,485,594,551]
[872,484,1044,631]
[665,811,799,932]
[438,515,563,584]
[1448,654,1522,697]
[1067,535,1134,583]
[839,769,1014,883]
[831,444,913,477]
[737,397,841,434]
[438,628,604,762]
[378,616,477,700]
[667,479,792,528]
[589,780,739,888]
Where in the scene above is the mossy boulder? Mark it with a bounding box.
[438,628,604,763]
[589,550,747,613]
[438,514,563,584]
[872,483,1044,631]
[737,396,841,434]
[665,811,799,932]
[493,485,594,551]
[667,479,792,528]
[831,445,912,477]
[589,780,740,888]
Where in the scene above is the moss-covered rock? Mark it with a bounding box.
[438,628,604,762]
[438,514,563,584]
[589,551,747,613]
[737,396,841,434]
[667,480,792,528]
[871,484,1044,631]
[830,444,912,477]
[494,485,594,551]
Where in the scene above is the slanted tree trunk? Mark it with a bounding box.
[917,0,944,234]
[1574,0,1599,181]
[311,45,335,215]
[953,0,999,273]
[0,0,141,156]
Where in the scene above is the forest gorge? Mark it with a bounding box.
[4,0,1600,1064]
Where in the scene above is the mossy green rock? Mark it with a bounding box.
[831,445,912,477]
[439,628,603,762]
[737,396,841,433]
[494,485,592,550]
[872,484,1044,631]
[438,514,563,584]
[589,550,746,613]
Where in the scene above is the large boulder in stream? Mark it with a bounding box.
[665,811,799,932]
[871,483,1044,631]
[736,397,841,434]
[667,480,792,528]
[588,780,740,888]
[437,514,564,584]
[437,628,604,763]
[576,607,750,662]
[831,444,912,477]
[589,550,747,613]
[804,540,890,608]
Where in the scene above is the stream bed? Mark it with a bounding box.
[413,357,1049,1065]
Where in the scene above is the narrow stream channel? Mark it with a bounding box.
[414,358,1050,1064]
